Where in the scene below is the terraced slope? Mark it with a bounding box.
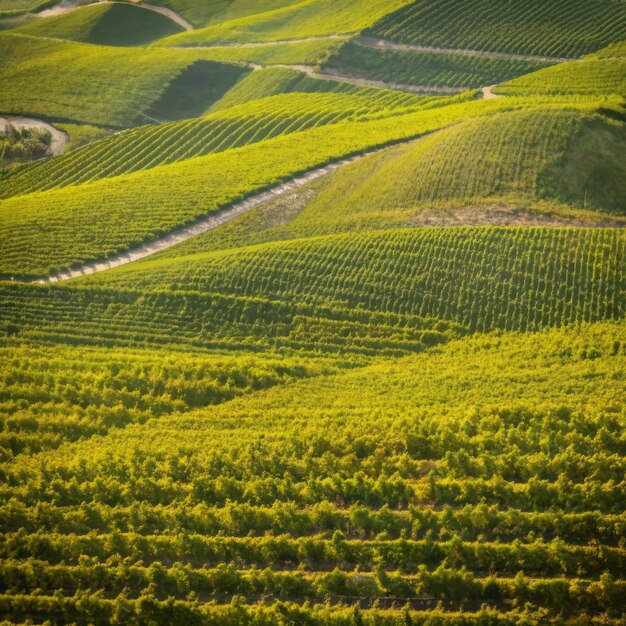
[13,2,184,46]
[158,0,413,46]
[141,106,626,258]
[0,96,531,279]
[209,66,434,111]
[366,0,626,58]
[277,108,626,221]
[0,320,624,623]
[0,33,248,127]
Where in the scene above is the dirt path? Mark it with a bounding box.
[482,85,502,99]
[139,2,193,30]
[178,35,348,48]
[0,115,67,155]
[38,142,424,283]
[246,63,464,95]
[356,36,570,64]
[36,0,193,30]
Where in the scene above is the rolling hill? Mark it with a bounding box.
[0,0,624,625]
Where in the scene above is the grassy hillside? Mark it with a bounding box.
[496,53,626,97]
[13,2,184,46]
[0,320,624,623]
[151,0,299,28]
[147,106,625,256]
[367,0,626,58]
[208,66,434,111]
[158,0,413,46]
[277,108,626,221]
[0,33,248,127]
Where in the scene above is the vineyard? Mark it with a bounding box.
[0,1,625,624]
[0,320,624,623]
[157,0,413,47]
[323,41,553,90]
[1,96,542,279]
[366,0,626,58]
[0,33,249,127]
[0,91,434,199]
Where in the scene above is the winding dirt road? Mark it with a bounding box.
[0,115,68,155]
[356,36,569,64]
[38,141,422,284]
[36,0,194,30]
[139,2,193,30]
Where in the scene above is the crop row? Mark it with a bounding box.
[323,42,552,89]
[3,498,624,545]
[1,534,623,578]
[0,33,247,127]
[0,341,349,458]
[0,97,523,278]
[0,91,429,200]
[366,0,626,58]
[497,57,626,97]
[2,594,617,626]
[1,559,624,613]
[210,67,433,115]
[86,227,626,333]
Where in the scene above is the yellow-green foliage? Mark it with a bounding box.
[209,66,434,112]
[0,33,247,126]
[80,227,626,333]
[13,2,184,46]
[0,320,624,622]
[154,0,298,28]
[497,57,626,96]
[0,91,431,199]
[324,41,553,89]
[367,0,626,58]
[162,36,343,65]
[158,0,413,46]
[0,341,345,457]
[0,96,528,278]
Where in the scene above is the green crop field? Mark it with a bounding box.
[323,41,554,90]
[0,1,625,624]
[366,0,626,58]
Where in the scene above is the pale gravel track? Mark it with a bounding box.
[37,144,411,284]
[37,0,194,30]
[0,115,68,155]
[356,36,570,64]
[244,63,465,95]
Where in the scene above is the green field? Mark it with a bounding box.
[323,41,554,90]
[0,1,625,624]
[0,33,248,126]
[13,2,184,46]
